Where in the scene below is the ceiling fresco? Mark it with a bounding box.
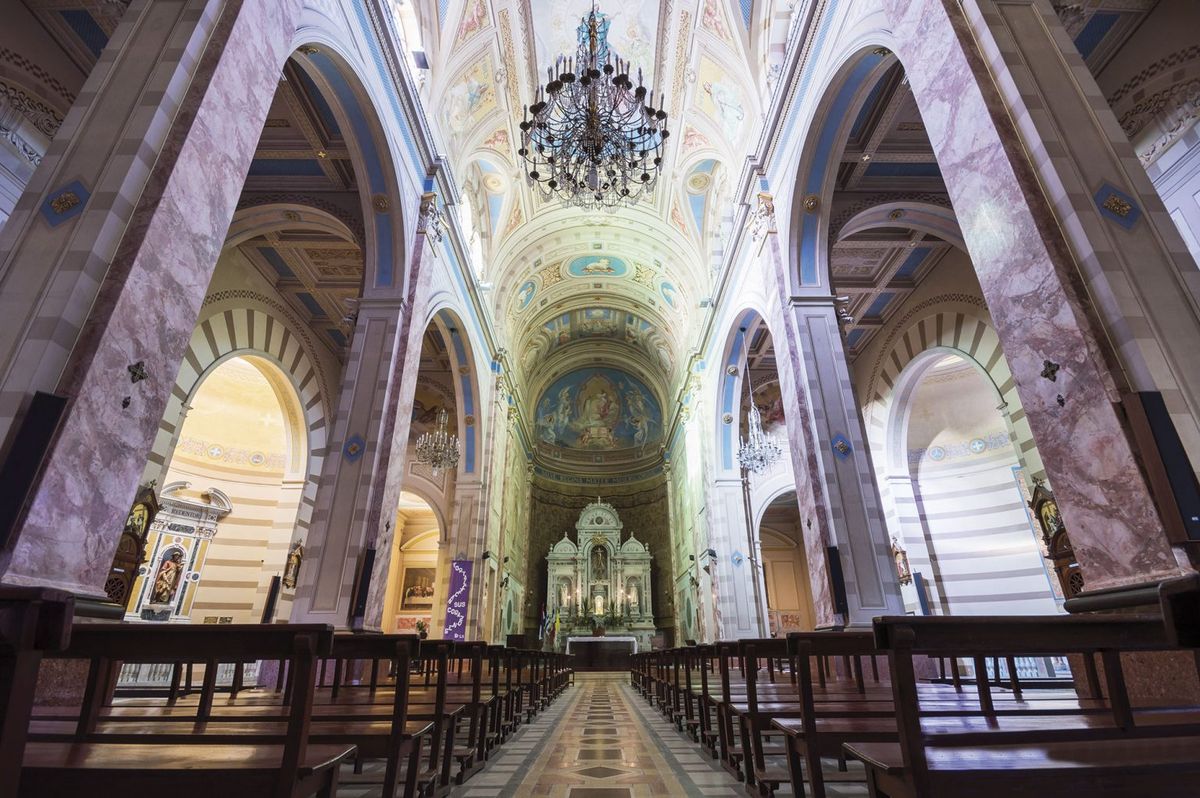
[520,307,675,375]
[535,367,663,455]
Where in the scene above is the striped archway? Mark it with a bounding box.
[141,293,332,549]
[860,295,1057,615]
[860,294,1043,483]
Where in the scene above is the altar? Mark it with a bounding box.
[565,635,638,670]
[546,499,656,652]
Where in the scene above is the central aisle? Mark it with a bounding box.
[450,672,743,797]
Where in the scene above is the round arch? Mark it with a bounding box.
[142,300,331,541]
[714,307,779,475]
[858,299,1043,481]
[285,36,407,294]
[786,43,898,292]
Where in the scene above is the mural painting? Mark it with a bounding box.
[531,0,658,76]
[444,57,497,132]
[567,254,628,278]
[516,279,537,311]
[535,368,662,452]
[697,57,745,140]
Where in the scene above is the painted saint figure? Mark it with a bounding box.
[151,549,185,605]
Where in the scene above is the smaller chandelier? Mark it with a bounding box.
[738,401,783,474]
[518,5,669,210]
[415,407,460,475]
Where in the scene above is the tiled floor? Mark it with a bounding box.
[340,672,868,797]
[453,672,743,797]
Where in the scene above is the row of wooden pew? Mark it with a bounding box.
[631,575,1200,797]
[0,587,573,797]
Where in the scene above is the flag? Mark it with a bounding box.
[552,609,560,645]
[538,604,546,640]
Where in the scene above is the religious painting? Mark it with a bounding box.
[697,57,745,140]
[567,254,628,278]
[534,368,663,452]
[516,279,537,311]
[754,381,786,433]
[444,57,497,132]
[700,0,734,46]
[454,0,490,46]
[401,567,437,609]
[660,281,678,309]
[681,126,712,155]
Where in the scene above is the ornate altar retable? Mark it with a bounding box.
[546,499,655,651]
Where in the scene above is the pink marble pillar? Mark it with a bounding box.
[880,0,1180,590]
[0,0,304,595]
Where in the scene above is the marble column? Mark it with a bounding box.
[881,0,1181,590]
[783,296,905,626]
[0,0,304,595]
[294,201,441,629]
[707,477,766,639]
[964,0,1200,480]
[756,202,905,627]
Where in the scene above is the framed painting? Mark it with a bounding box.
[401,567,436,609]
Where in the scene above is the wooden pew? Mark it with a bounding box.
[23,623,355,798]
[843,615,1200,798]
[0,587,73,798]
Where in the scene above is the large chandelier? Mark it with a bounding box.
[415,407,460,475]
[518,4,669,210]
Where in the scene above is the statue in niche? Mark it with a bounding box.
[591,546,608,580]
[150,549,185,605]
[558,578,572,608]
[282,541,304,589]
[890,537,912,586]
[627,579,640,614]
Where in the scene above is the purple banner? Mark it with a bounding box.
[442,559,473,640]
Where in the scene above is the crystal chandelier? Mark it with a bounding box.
[738,399,783,474]
[518,4,669,210]
[415,407,460,475]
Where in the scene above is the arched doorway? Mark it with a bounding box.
[888,352,1058,616]
[758,491,817,636]
[379,491,443,635]
[125,355,307,626]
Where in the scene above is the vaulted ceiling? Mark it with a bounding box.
[416,0,766,478]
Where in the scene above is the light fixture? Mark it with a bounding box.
[518,2,669,210]
[415,407,460,475]
[736,334,783,474]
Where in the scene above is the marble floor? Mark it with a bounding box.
[341,671,868,796]
[450,671,744,797]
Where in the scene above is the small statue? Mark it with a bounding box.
[282,541,304,589]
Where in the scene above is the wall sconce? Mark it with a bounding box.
[482,550,493,561]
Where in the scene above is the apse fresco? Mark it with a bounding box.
[535,368,662,452]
